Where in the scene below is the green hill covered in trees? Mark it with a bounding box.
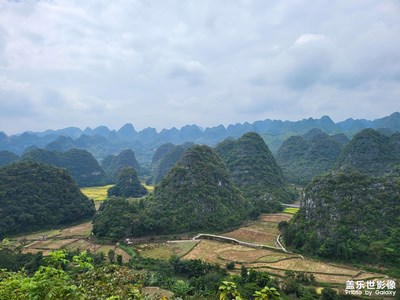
[21,148,108,187]
[0,150,18,167]
[107,167,147,198]
[101,149,140,182]
[215,132,296,207]
[277,130,348,186]
[335,129,400,176]
[283,171,400,266]
[0,162,95,238]
[93,145,252,240]
[149,142,194,184]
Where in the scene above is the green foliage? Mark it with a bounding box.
[253,286,280,300]
[277,130,346,186]
[216,132,297,210]
[0,249,43,274]
[284,171,400,265]
[107,167,147,198]
[92,198,140,241]
[21,148,108,187]
[335,129,400,176]
[149,142,193,184]
[0,250,144,300]
[320,287,339,300]
[94,145,252,239]
[101,149,140,182]
[0,161,96,238]
[219,281,243,300]
[0,150,18,167]
[226,261,235,270]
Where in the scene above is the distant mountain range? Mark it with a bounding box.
[0,112,399,164]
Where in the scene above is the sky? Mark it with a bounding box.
[0,0,399,135]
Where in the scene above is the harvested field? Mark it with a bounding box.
[246,258,359,276]
[313,274,358,284]
[218,248,285,263]
[256,254,296,262]
[20,229,62,240]
[259,213,293,222]
[59,222,92,237]
[139,241,199,259]
[95,245,116,254]
[28,238,77,250]
[221,213,284,246]
[21,248,52,256]
[183,240,235,264]
[63,239,94,252]
[222,228,278,247]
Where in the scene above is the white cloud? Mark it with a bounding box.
[294,34,327,45]
[0,0,399,134]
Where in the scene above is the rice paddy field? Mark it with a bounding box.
[282,207,299,214]
[8,210,388,289]
[137,240,199,259]
[80,185,113,201]
[221,212,292,247]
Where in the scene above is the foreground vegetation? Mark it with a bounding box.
[0,246,343,299]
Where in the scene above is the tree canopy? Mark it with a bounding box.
[0,161,95,238]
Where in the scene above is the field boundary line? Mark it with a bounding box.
[192,233,286,253]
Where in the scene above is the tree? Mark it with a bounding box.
[108,249,116,263]
[218,281,243,300]
[253,286,280,300]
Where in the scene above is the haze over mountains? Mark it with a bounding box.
[0,112,399,164]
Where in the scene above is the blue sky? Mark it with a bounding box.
[0,0,399,134]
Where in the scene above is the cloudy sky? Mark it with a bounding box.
[0,0,399,134]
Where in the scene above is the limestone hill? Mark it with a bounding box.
[216,132,296,205]
[0,161,95,238]
[21,148,108,187]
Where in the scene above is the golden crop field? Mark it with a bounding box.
[80,185,114,201]
[283,207,299,214]
[142,182,155,193]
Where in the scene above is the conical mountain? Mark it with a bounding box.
[150,142,194,184]
[145,145,251,234]
[335,129,400,176]
[0,151,18,167]
[283,171,400,265]
[93,145,252,239]
[0,161,95,238]
[101,149,140,181]
[216,132,296,203]
[21,148,108,187]
[277,130,345,185]
[107,167,147,198]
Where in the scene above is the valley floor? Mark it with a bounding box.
[8,210,388,295]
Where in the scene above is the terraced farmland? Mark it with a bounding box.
[183,213,387,288]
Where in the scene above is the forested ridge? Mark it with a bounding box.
[216,132,296,206]
[277,130,348,186]
[283,171,400,267]
[107,167,147,198]
[21,148,108,187]
[93,145,252,240]
[335,129,400,176]
[0,162,95,238]
[101,149,140,182]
